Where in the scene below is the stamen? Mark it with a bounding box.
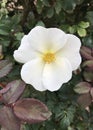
[43,52,55,63]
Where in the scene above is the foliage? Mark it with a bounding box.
[0,0,93,130]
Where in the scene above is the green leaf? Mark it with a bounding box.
[55,0,62,14]
[1,40,10,47]
[86,11,93,25]
[0,29,9,35]
[0,24,10,31]
[62,0,79,12]
[36,21,45,27]
[67,106,75,123]
[68,126,74,130]
[47,8,54,18]
[77,27,86,37]
[76,123,88,130]
[36,0,43,14]
[42,0,50,7]
[68,25,76,33]
[60,106,75,129]
[60,115,70,129]
[11,14,21,25]
[82,36,93,48]
[15,32,24,41]
[78,21,90,28]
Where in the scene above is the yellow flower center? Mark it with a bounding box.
[43,52,55,63]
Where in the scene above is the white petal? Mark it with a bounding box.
[46,28,67,52]
[27,26,48,52]
[13,35,40,63]
[64,53,81,70]
[13,49,40,63]
[56,34,81,70]
[27,26,67,52]
[18,35,31,50]
[64,34,81,52]
[42,57,72,91]
[21,58,46,91]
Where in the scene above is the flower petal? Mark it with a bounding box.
[46,28,67,52]
[42,57,72,91]
[13,35,40,63]
[21,58,46,91]
[27,26,67,52]
[56,34,81,70]
[27,26,48,52]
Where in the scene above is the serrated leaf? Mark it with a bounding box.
[60,115,70,129]
[13,98,52,124]
[77,27,86,37]
[0,80,26,104]
[0,60,13,78]
[67,106,75,122]
[74,82,91,94]
[77,93,92,108]
[0,106,20,130]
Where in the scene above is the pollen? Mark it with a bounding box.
[43,52,55,63]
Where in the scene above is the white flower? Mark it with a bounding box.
[13,26,81,92]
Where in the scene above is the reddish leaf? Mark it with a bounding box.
[0,45,3,60]
[0,80,26,104]
[0,106,20,130]
[77,93,92,108]
[83,71,93,82]
[0,85,10,94]
[81,46,91,54]
[90,88,93,99]
[0,83,6,88]
[0,60,13,78]
[80,46,93,60]
[82,60,93,71]
[1,127,7,130]
[13,98,52,124]
[74,82,91,94]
